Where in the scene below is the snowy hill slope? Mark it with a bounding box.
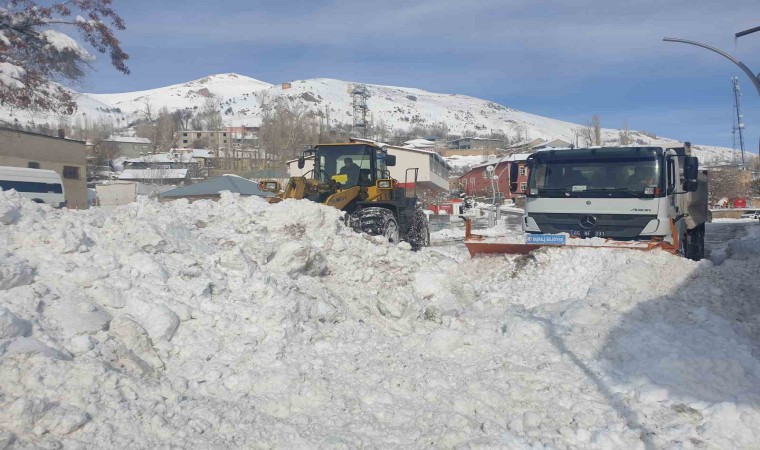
[0,73,747,165]
[88,73,273,115]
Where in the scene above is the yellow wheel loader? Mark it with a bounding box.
[261,142,430,250]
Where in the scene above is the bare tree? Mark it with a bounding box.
[618,120,631,146]
[256,92,319,161]
[578,124,594,147]
[709,166,752,204]
[173,108,193,130]
[592,115,602,146]
[0,0,129,113]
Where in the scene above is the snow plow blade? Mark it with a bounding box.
[463,219,678,257]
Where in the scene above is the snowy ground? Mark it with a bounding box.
[1,192,760,448]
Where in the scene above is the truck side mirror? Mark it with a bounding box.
[682,156,698,192]
[683,179,698,192]
[683,156,698,180]
[509,162,519,193]
[297,156,305,169]
[385,154,396,166]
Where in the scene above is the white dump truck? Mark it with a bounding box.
[497,142,709,260]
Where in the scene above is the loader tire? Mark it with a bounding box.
[406,209,431,251]
[352,207,400,244]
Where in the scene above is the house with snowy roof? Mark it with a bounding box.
[159,175,274,202]
[102,135,152,158]
[119,149,214,182]
[457,153,531,200]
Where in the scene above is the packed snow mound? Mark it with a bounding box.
[1,189,760,448]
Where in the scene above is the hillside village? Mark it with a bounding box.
[1,73,759,209]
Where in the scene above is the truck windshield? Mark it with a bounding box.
[316,144,384,187]
[527,148,663,198]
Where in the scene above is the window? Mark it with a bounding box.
[520,182,527,192]
[183,140,188,144]
[519,166,526,176]
[182,132,188,137]
[0,180,62,193]
[63,166,80,180]
[28,162,40,169]
[197,132,202,138]
[222,132,227,137]
[223,140,227,144]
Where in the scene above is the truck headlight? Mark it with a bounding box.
[377,180,393,189]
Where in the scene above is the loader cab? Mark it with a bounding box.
[312,143,393,188]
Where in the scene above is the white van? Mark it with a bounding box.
[0,166,66,207]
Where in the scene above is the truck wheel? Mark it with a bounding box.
[406,209,431,251]
[683,225,705,261]
[351,207,400,244]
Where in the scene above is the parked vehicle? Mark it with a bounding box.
[0,166,66,207]
[740,210,760,220]
[465,143,710,261]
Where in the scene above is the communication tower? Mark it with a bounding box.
[351,85,370,138]
[732,76,747,169]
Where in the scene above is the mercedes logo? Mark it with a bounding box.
[579,215,597,229]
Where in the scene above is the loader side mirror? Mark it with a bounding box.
[385,154,396,166]
[297,156,305,169]
[509,162,519,193]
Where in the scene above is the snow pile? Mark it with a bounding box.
[1,190,760,448]
[0,62,26,89]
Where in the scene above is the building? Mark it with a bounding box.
[120,149,213,182]
[178,130,231,149]
[0,127,88,209]
[448,137,503,151]
[458,153,531,200]
[102,135,152,158]
[532,138,572,150]
[118,168,189,184]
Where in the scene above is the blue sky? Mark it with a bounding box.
[80,0,760,151]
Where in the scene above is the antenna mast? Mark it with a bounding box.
[732,76,747,169]
[351,85,370,138]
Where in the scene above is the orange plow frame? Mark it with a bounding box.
[463,218,680,257]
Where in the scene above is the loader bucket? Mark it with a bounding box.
[463,219,678,257]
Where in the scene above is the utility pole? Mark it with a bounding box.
[732,76,746,168]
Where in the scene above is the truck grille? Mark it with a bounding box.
[530,213,657,239]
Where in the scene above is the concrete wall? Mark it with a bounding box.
[0,128,88,209]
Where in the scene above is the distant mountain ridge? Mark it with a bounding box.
[1,72,748,166]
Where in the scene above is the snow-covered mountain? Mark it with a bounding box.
[1,73,747,165]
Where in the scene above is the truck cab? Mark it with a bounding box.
[511,144,708,260]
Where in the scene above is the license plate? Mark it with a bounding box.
[570,230,606,237]
[526,234,566,245]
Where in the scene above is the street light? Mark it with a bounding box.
[662,37,760,96]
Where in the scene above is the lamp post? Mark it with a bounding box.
[664,27,760,168]
[662,37,760,96]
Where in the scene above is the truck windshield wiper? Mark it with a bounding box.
[537,188,577,198]
[580,188,641,198]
